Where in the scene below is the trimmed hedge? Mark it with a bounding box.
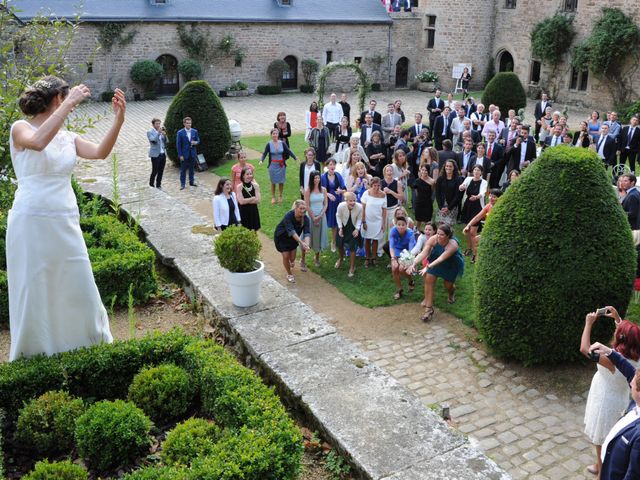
[164,80,231,167]
[481,72,526,118]
[23,459,88,480]
[475,146,636,365]
[0,330,303,479]
[81,215,157,307]
[161,418,221,467]
[256,85,282,95]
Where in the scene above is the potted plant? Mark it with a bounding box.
[415,70,439,92]
[224,80,249,97]
[213,225,264,307]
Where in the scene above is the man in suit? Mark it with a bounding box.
[450,106,470,148]
[544,124,564,149]
[359,99,381,127]
[382,103,403,143]
[427,89,444,128]
[409,113,429,141]
[619,116,640,172]
[394,129,411,155]
[339,93,351,125]
[534,92,551,141]
[432,106,452,151]
[176,116,200,190]
[437,139,457,171]
[621,173,640,229]
[360,113,383,148]
[590,341,640,480]
[457,138,477,176]
[508,125,536,172]
[486,130,505,188]
[595,124,617,167]
[147,117,167,189]
[604,111,622,145]
[500,117,520,155]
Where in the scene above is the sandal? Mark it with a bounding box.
[287,274,295,283]
[586,465,599,476]
[421,306,435,322]
[348,268,355,278]
[394,289,403,300]
[447,291,456,304]
[408,278,415,292]
[364,259,370,268]
[335,259,343,269]
[471,255,476,264]
[300,261,308,272]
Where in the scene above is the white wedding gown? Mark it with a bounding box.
[7,120,112,361]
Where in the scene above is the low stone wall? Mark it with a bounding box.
[81,176,510,480]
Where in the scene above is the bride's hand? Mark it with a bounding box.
[65,84,91,109]
[112,88,126,123]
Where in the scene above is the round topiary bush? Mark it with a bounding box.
[178,59,202,82]
[164,80,231,167]
[475,146,636,365]
[15,390,85,456]
[481,72,526,117]
[22,459,88,480]
[161,417,222,467]
[75,399,153,472]
[130,60,163,98]
[122,466,187,480]
[213,225,261,273]
[128,364,195,424]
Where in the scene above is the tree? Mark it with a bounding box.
[571,8,640,106]
[178,59,202,81]
[530,14,575,99]
[129,60,163,99]
[267,60,289,88]
[475,146,636,365]
[300,59,319,87]
[481,72,526,116]
[164,80,231,167]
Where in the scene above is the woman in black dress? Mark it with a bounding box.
[335,116,352,156]
[274,200,311,284]
[309,116,331,165]
[366,130,387,177]
[414,165,435,232]
[460,67,472,99]
[234,166,261,231]
[459,165,488,226]
[435,159,463,226]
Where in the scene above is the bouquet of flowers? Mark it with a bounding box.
[398,249,415,269]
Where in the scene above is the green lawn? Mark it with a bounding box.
[212,133,478,326]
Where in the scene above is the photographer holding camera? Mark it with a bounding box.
[580,306,640,477]
[147,117,167,189]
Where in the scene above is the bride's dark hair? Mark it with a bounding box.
[18,76,69,116]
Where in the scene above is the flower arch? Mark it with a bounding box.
[316,61,371,113]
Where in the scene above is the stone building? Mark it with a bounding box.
[9,0,640,110]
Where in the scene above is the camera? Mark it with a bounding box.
[596,307,609,316]
[589,350,600,362]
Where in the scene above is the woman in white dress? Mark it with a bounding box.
[580,307,640,476]
[360,177,387,267]
[8,76,126,360]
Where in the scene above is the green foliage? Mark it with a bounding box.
[475,146,635,365]
[485,57,496,84]
[316,61,371,112]
[130,60,164,95]
[618,100,640,123]
[176,24,213,63]
[371,83,381,92]
[225,80,248,91]
[300,85,315,93]
[0,270,7,328]
[214,225,261,273]
[161,417,222,467]
[15,390,85,456]
[530,14,575,66]
[123,466,188,480]
[415,71,438,82]
[22,459,88,480]
[571,8,640,105]
[96,22,137,53]
[75,399,153,472]
[301,59,320,86]
[267,59,289,87]
[81,214,158,307]
[0,4,99,173]
[256,85,282,95]
[325,450,351,480]
[177,59,202,82]
[217,34,235,54]
[481,72,526,116]
[100,90,114,102]
[128,364,195,424]
[164,80,231,167]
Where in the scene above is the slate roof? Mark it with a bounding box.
[9,0,392,24]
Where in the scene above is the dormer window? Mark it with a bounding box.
[150,0,168,5]
[277,0,292,6]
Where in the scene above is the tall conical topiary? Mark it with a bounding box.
[164,80,231,167]
[481,72,526,117]
[475,146,636,365]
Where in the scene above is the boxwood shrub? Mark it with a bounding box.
[123,466,188,480]
[256,85,282,95]
[0,331,303,479]
[475,146,636,365]
[161,417,221,467]
[481,72,526,117]
[22,459,88,480]
[15,390,85,456]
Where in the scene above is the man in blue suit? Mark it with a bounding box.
[591,341,640,480]
[176,116,200,190]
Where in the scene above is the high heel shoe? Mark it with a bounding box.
[421,306,435,322]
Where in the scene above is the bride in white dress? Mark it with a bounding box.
[580,307,640,476]
[8,76,126,361]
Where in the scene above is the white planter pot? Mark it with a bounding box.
[223,260,265,307]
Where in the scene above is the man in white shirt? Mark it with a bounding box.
[471,103,487,133]
[322,93,344,141]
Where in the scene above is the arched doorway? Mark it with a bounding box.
[395,57,409,88]
[282,55,298,90]
[498,50,514,73]
[155,54,179,95]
